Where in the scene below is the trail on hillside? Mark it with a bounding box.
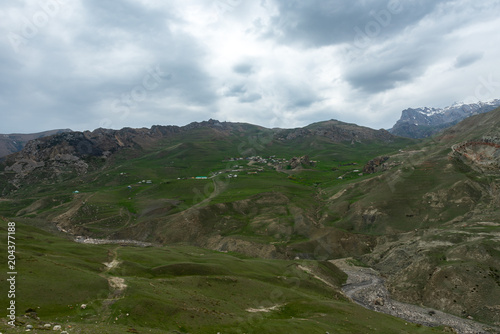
[192,176,227,209]
[99,246,127,321]
[332,259,499,334]
[53,193,95,232]
[178,176,228,222]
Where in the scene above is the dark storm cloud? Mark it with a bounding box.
[0,0,218,132]
[344,54,425,93]
[263,0,443,48]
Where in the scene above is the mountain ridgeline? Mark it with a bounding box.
[0,119,404,193]
[1,110,500,331]
[0,128,71,158]
[390,99,500,138]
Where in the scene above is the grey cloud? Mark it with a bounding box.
[0,1,216,132]
[455,52,483,68]
[239,92,262,103]
[74,0,181,54]
[345,60,417,93]
[263,0,443,48]
[161,62,217,106]
[233,63,254,75]
[82,0,172,33]
[281,83,320,109]
[224,84,247,97]
[341,1,498,95]
[223,84,261,103]
[1,0,499,133]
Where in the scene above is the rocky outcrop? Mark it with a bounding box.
[451,137,500,174]
[362,156,389,174]
[287,155,316,170]
[0,129,71,158]
[0,125,194,190]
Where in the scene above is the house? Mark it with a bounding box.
[195,176,208,180]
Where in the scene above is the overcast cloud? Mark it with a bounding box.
[1,0,500,133]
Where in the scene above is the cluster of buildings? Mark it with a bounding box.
[225,155,288,166]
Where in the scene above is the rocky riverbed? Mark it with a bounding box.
[74,236,155,247]
[331,259,500,334]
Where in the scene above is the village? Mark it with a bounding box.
[180,155,290,180]
[97,155,365,194]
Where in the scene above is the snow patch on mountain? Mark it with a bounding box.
[390,99,500,138]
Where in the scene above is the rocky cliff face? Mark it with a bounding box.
[1,121,266,189]
[451,137,500,175]
[0,129,71,158]
[361,226,500,326]
[1,126,183,191]
[390,100,500,138]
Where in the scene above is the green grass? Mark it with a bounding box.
[0,219,450,333]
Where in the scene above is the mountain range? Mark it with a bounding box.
[390,99,500,138]
[1,109,500,333]
[2,99,499,160]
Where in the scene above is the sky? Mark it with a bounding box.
[1,0,500,134]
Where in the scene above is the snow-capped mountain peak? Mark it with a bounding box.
[390,99,500,138]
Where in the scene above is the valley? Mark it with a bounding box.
[1,114,500,333]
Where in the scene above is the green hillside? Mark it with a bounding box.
[0,219,449,333]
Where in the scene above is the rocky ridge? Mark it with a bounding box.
[0,129,71,158]
[390,100,500,138]
[0,119,401,194]
[276,119,396,143]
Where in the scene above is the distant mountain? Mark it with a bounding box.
[389,99,500,138]
[280,119,395,143]
[0,129,71,158]
[0,119,405,192]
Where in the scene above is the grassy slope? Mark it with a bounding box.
[0,219,449,333]
[0,128,415,244]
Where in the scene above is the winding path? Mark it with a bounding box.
[99,246,127,321]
